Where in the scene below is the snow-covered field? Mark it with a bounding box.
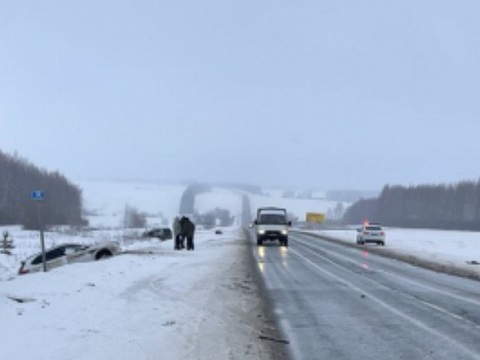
[2,180,480,359]
[80,180,188,228]
[249,192,347,222]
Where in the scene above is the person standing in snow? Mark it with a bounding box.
[173,216,182,250]
[184,217,196,251]
[179,215,190,249]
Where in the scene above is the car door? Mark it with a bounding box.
[64,244,91,263]
[45,247,67,271]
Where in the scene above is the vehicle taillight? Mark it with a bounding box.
[364,232,370,235]
[18,261,29,275]
[380,232,384,236]
[18,268,30,275]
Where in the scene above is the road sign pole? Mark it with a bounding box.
[41,230,46,272]
[38,205,46,272]
[32,190,47,272]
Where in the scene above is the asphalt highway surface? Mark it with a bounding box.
[252,231,480,360]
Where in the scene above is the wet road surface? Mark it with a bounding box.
[253,231,480,360]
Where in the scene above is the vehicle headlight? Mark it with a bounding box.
[281,230,288,235]
[258,229,265,234]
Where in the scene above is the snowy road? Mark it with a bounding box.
[253,232,480,360]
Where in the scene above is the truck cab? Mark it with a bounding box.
[253,207,291,246]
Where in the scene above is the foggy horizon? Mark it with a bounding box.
[2,1,480,192]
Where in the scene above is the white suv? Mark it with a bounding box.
[356,223,386,246]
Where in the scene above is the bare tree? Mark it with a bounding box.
[122,205,147,228]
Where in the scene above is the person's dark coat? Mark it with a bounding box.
[180,217,195,250]
[179,216,189,236]
[184,218,195,238]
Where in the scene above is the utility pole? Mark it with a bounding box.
[32,190,46,272]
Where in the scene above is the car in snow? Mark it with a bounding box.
[356,223,386,246]
[18,242,121,275]
[142,227,173,240]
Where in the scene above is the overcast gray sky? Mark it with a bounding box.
[1,1,480,191]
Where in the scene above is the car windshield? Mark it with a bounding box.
[366,226,382,231]
[259,214,287,225]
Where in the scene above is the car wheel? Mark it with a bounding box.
[95,250,112,260]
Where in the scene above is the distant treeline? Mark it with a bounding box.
[343,181,480,231]
[179,183,212,215]
[178,183,237,227]
[0,150,86,229]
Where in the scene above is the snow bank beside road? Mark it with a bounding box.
[0,227,285,360]
[301,228,480,280]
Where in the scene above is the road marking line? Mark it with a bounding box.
[289,247,480,360]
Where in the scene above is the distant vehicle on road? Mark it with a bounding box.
[143,227,173,240]
[18,242,121,275]
[252,207,291,246]
[356,223,386,246]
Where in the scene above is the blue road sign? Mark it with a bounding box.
[31,190,45,200]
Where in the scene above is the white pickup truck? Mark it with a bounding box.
[252,207,291,246]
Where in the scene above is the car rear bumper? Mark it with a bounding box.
[359,237,385,243]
